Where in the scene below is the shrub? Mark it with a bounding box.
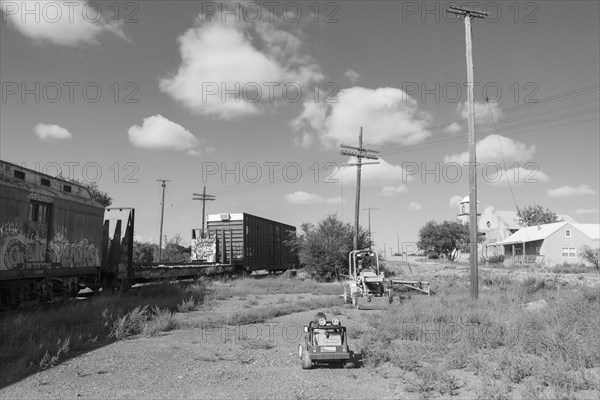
[487,255,505,264]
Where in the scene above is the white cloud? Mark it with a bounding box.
[457,101,503,125]
[444,135,536,164]
[409,202,423,211]
[127,115,202,152]
[34,123,72,140]
[159,14,322,119]
[380,185,408,197]
[573,208,599,215]
[285,191,343,205]
[449,195,463,208]
[547,185,596,197]
[338,157,414,186]
[485,167,549,186]
[1,0,127,46]
[444,122,462,134]
[326,196,345,205]
[292,87,431,147]
[344,69,360,83]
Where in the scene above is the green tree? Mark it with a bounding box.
[286,214,371,281]
[162,234,191,263]
[59,174,113,207]
[417,220,475,261]
[517,204,561,227]
[580,246,600,269]
[133,241,158,264]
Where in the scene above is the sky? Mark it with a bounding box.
[1,0,599,252]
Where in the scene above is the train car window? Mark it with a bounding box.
[41,178,51,186]
[63,184,72,193]
[14,170,25,180]
[29,202,50,223]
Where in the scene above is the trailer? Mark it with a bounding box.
[204,213,297,272]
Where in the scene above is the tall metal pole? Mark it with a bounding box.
[447,6,488,300]
[157,179,171,262]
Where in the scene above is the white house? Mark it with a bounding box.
[496,222,600,266]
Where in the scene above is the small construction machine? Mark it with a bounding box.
[298,313,355,369]
[342,249,392,310]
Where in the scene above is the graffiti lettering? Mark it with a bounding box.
[191,237,217,262]
[1,224,100,270]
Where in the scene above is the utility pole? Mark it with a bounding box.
[397,235,400,256]
[192,186,215,231]
[361,208,378,249]
[157,179,171,262]
[447,5,488,300]
[340,127,379,250]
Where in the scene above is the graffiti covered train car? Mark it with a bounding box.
[0,160,105,308]
[204,213,297,272]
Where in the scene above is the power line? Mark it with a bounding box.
[192,186,216,230]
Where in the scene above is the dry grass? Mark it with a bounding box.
[207,275,342,299]
[358,274,600,398]
[0,281,206,387]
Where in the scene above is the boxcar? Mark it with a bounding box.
[205,213,297,272]
[0,160,104,308]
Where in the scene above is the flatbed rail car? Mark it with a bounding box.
[204,213,298,272]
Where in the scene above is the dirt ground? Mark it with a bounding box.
[1,260,597,399]
[0,296,422,400]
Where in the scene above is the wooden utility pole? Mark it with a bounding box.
[157,179,171,262]
[447,5,488,300]
[192,186,215,230]
[361,207,378,249]
[340,128,379,250]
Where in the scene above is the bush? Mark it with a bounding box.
[487,255,505,264]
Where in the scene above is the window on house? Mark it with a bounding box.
[561,247,576,258]
[14,170,25,180]
[565,229,571,237]
[63,184,72,193]
[41,178,50,187]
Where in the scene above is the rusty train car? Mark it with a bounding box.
[204,213,297,272]
[0,160,105,308]
[0,160,299,309]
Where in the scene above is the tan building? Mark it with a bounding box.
[496,222,599,266]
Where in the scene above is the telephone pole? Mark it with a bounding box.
[447,5,488,300]
[340,127,379,250]
[361,208,378,249]
[157,179,171,262]
[193,186,215,230]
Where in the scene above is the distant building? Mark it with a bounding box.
[456,195,480,224]
[496,222,599,266]
[455,197,578,259]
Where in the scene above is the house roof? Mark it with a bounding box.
[497,222,600,245]
[496,222,568,245]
